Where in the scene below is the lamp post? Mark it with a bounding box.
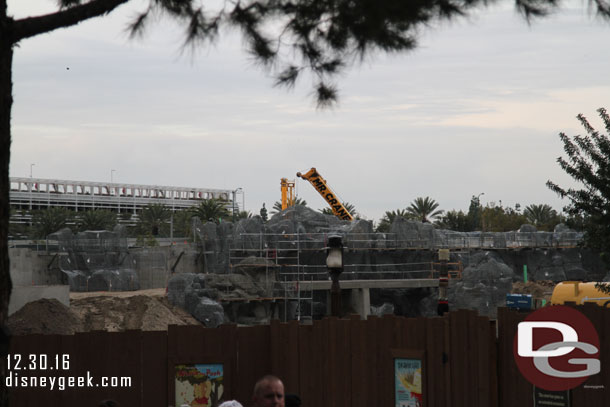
[437,249,450,316]
[29,163,35,178]
[111,169,116,183]
[326,234,344,317]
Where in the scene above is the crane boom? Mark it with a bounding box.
[296,168,353,221]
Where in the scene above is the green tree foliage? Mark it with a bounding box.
[3,2,610,399]
[523,204,562,231]
[406,197,443,223]
[376,209,410,233]
[272,197,307,214]
[192,199,230,223]
[480,203,527,232]
[435,210,470,231]
[77,209,117,232]
[466,195,484,231]
[259,203,268,222]
[234,210,252,221]
[137,204,171,237]
[172,209,196,238]
[547,108,610,263]
[31,207,73,238]
[319,202,358,218]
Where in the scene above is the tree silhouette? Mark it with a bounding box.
[523,204,561,231]
[376,209,410,233]
[31,207,73,238]
[3,1,610,396]
[319,202,357,218]
[406,197,443,223]
[77,209,117,232]
[192,199,230,223]
[137,203,171,236]
[547,107,610,264]
[271,197,307,214]
[435,209,470,232]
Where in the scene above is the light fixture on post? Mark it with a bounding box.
[326,234,344,317]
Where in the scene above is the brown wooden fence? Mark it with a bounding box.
[6,305,609,407]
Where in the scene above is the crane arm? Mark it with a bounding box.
[296,168,353,221]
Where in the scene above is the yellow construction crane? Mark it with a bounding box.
[280,178,295,210]
[296,167,353,221]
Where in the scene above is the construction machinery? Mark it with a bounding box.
[296,167,353,221]
[550,281,610,307]
[280,178,295,210]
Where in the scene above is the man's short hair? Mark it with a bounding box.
[253,375,283,398]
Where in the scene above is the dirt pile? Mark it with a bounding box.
[8,290,201,335]
[7,298,83,335]
[511,280,556,302]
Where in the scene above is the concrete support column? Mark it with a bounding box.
[326,287,371,319]
[350,287,370,319]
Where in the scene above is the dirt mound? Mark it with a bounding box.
[511,280,556,301]
[71,295,201,332]
[8,293,202,335]
[7,298,83,335]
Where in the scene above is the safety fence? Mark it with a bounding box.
[228,231,583,253]
[7,305,609,407]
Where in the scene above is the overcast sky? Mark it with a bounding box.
[7,0,610,222]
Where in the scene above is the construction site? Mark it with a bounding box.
[6,172,610,407]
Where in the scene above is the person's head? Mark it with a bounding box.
[219,401,243,407]
[252,375,284,407]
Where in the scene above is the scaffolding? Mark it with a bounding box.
[227,231,468,322]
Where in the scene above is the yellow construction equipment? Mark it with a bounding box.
[296,167,353,221]
[280,178,295,210]
[550,281,610,307]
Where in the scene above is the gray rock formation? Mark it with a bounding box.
[168,273,225,327]
[50,228,139,292]
[449,252,514,318]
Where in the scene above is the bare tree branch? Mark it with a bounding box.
[12,0,129,43]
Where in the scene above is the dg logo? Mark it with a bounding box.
[513,305,601,391]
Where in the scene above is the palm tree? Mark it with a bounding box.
[376,209,410,232]
[77,210,117,232]
[31,207,73,238]
[234,210,252,221]
[192,199,230,223]
[524,204,559,229]
[435,210,470,232]
[406,197,443,223]
[172,210,196,238]
[319,202,358,218]
[137,204,171,236]
[271,197,307,214]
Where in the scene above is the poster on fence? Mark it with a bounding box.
[394,352,424,407]
[174,363,224,407]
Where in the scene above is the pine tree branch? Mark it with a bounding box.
[12,0,129,43]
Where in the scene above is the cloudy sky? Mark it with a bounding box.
[7,0,610,222]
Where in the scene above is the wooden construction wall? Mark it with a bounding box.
[7,305,608,407]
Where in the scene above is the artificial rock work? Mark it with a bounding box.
[39,205,606,322]
[195,206,605,319]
